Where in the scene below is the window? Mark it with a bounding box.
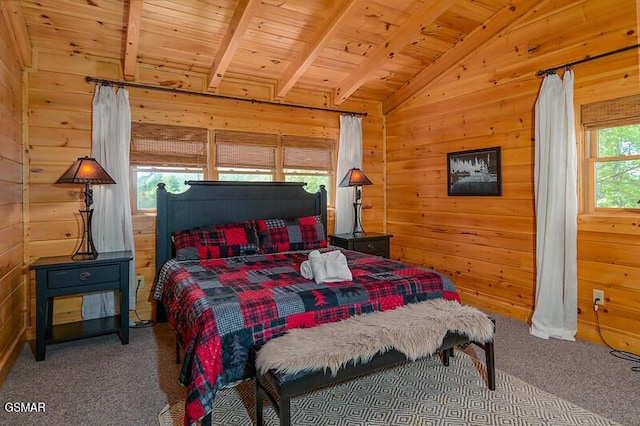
[214,130,277,181]
[282,136,333,198]
[587,125,640,209]
[131,166,204,210]
[213,130,335,202]
[129,126,336,210]
[582,94,640,211]
[130,123,208,212]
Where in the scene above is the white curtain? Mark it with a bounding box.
[335,115,364,234]
[82,85,136,320]
[530,70,578,341]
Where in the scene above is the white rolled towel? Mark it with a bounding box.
[308,250,327,283]
[300,260,314,280]
[324,250,352,282]
[308,250,352,284]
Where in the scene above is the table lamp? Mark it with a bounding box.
[339,167,372,235]
[55,156,116,260]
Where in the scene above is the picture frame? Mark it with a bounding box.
[447,146,502,196]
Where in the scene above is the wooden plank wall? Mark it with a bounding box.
[386,0,640,352]
[25,48,384,333]
[0,17,26,379]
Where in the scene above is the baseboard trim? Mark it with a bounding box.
[0,331,26,388]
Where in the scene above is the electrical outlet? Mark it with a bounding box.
[136,275,145,289]
[593,289,605,305]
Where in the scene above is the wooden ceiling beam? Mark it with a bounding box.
[207,0,261,92]
[333,0,456,106]
[1,0,32,68]
[382,0,542,114]
[123,0,144,81]
[276,0,361,99]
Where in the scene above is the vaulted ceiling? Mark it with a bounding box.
[17,0,541,112]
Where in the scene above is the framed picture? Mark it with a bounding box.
[447,147,502,196]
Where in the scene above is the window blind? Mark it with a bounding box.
[130,123,208,167]
[214,130,278,169]
[581,94,640,129]
[282,135,334,171]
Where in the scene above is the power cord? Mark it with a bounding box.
[131,277,153,328]
[593,300,639,372]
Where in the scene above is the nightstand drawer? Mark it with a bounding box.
[47,264,120,289]
[329,233,392,258]
[352,239,387,256]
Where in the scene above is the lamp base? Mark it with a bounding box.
[72,209,98,260]
[351,201,365,236]
[72,252,99,261]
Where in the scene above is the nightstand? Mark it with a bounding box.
[30,250,133,361]
[329,233,393,258]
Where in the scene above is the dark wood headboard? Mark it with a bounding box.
[155,181,328,273]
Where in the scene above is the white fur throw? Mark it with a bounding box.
[256,299,494,376]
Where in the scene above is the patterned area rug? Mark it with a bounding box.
[158,351,620,426]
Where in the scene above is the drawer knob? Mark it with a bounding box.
[79,272,91,281]
[367,243,374,249]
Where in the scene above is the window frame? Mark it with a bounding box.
[129,123,209,214]
[581,94,640,214]
[216,166,275,182]
[584,126,640,213]
[211,130,337,205]
[129,165,206,214]
[129,125,338,212]
[283,168,333,199]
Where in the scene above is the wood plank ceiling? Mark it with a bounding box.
[19,0,540,112]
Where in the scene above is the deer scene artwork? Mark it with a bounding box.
[447,147,501,196]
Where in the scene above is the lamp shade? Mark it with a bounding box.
[338,168,372,187]
[55,156,115,260]
[55,156,115,185]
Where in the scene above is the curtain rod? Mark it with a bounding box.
[85,76,368,117]
[536,43,640,77]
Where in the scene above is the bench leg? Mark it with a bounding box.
[257,375,289,425]
[441,348,450,366]
[440,347,455,366]
[255,378,264,425]
[201,412,212,426]
[280,394,291,426]
[470,340,496,390]
[484,340,495,390]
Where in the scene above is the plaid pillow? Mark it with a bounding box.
[172,221,259,260]
[256,215,327,253]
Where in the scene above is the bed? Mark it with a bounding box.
[153,181,465,425]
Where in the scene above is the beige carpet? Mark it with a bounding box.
[158,352,621,426]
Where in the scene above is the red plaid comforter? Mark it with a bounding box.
[154,248,459,425]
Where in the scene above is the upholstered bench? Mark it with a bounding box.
[254,300,495,426]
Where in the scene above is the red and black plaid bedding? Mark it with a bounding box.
[154,248,460,425]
